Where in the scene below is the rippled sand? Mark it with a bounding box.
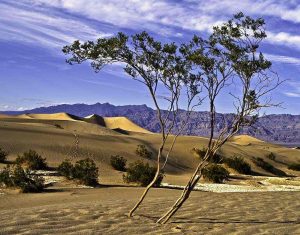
[1,188,299,234]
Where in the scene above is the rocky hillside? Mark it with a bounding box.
[2,103,300,145]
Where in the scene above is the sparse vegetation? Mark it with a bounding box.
[57,159,74,179]
[0,148,8,163]
[224,155,251,174]
[192,148,223,163]
[0,164,44,193]
[267,152,276,161]
[288,163,300,171]
[202,164,229,183]
[16,150,47,170]
[54,123,63,129]
[123,160,163,187]
[57,158,99,186]
[135,145,153,159]
[110,155,127,171]
[254,157,286,176]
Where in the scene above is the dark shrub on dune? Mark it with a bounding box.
[224,155,252,174]
[110,155,127,171]
[192,147,223,163]
[202,164,229,183]
[0,164,44,193]
[288,163,300,171]
[58,158,99,186]
[16,150,47,170]
[73,158,99,186]
[123,160,163,187]
[254,157,286,176]
[135,145,153,159]
[266,152,276,161]
[57,159,74,179]
[0,148,8,163]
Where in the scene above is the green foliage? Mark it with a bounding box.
[136,145,153,159]
[73,158,99,186]
[16,150,47,170]
[254,157,286,176]
[110,155,127,171]
[224,155,252,174]
[266,152,276,161]
[202,164,229,183]
[58,158,99,186]
[57,159,74,179]
[192,147,223,163]
[288,163,300,171]
[123,160,163,187]
[0,164,44,193]
[0,148,8,163]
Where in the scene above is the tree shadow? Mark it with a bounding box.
[170,217,300,225]
[138,215,299,225]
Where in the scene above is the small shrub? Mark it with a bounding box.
[224,155,251,174]
[288,163,300,171]
[254,157,286,176]
[57,159,74,179]
[192,147,223,163]
[73,158,99,186]
[202,164,229,183]
[54,124,63,129]
[123,160,163,187]
[57,158,99,186]
[136,145,152,159]
[267,152,276,161]
[16,150,47,170]
[0,164,44,193]
[110,155,127,171]
[0,148,8,163]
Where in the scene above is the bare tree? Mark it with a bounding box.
[157,12,282,224]
[62,31,201,217]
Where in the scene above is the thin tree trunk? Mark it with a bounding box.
[128,146,163,217]
[157,163,202,224]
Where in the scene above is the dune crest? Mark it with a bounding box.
[85,114,152,133]
[230,135,264,145]
[25,113,79,121]
[103,117,152,134]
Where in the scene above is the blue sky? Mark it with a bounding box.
[0,0,300,114]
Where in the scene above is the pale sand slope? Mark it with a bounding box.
[0,188,299,234]
[26,113,76,120]
[0,117,300,179]
[230,135,264,145]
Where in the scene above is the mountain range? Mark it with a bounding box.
[2,102,300,145]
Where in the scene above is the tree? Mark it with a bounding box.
[63,32,201,216]
[157,12,282,224]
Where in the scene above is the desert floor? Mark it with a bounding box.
[1,187,300,235]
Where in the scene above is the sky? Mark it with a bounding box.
[0,0,300,114]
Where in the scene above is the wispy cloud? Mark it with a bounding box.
[267,32,300,50]
[283,82,300,98]
[265,53,300,67]
[0,2,111,48]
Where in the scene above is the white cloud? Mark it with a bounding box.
[265,54,300,67]
[267,32,300,50]
[0,2,111,48]
[283,82,300,98]
[284,92,300,98]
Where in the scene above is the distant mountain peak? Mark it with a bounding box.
[1,102,299,145]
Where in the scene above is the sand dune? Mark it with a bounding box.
[84,114,152,134]
[26,113,80,121]
[230,135,264,145]
[103,117,152,133]
[0,188,299,234]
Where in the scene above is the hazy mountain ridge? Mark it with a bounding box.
[2,103,300,144]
